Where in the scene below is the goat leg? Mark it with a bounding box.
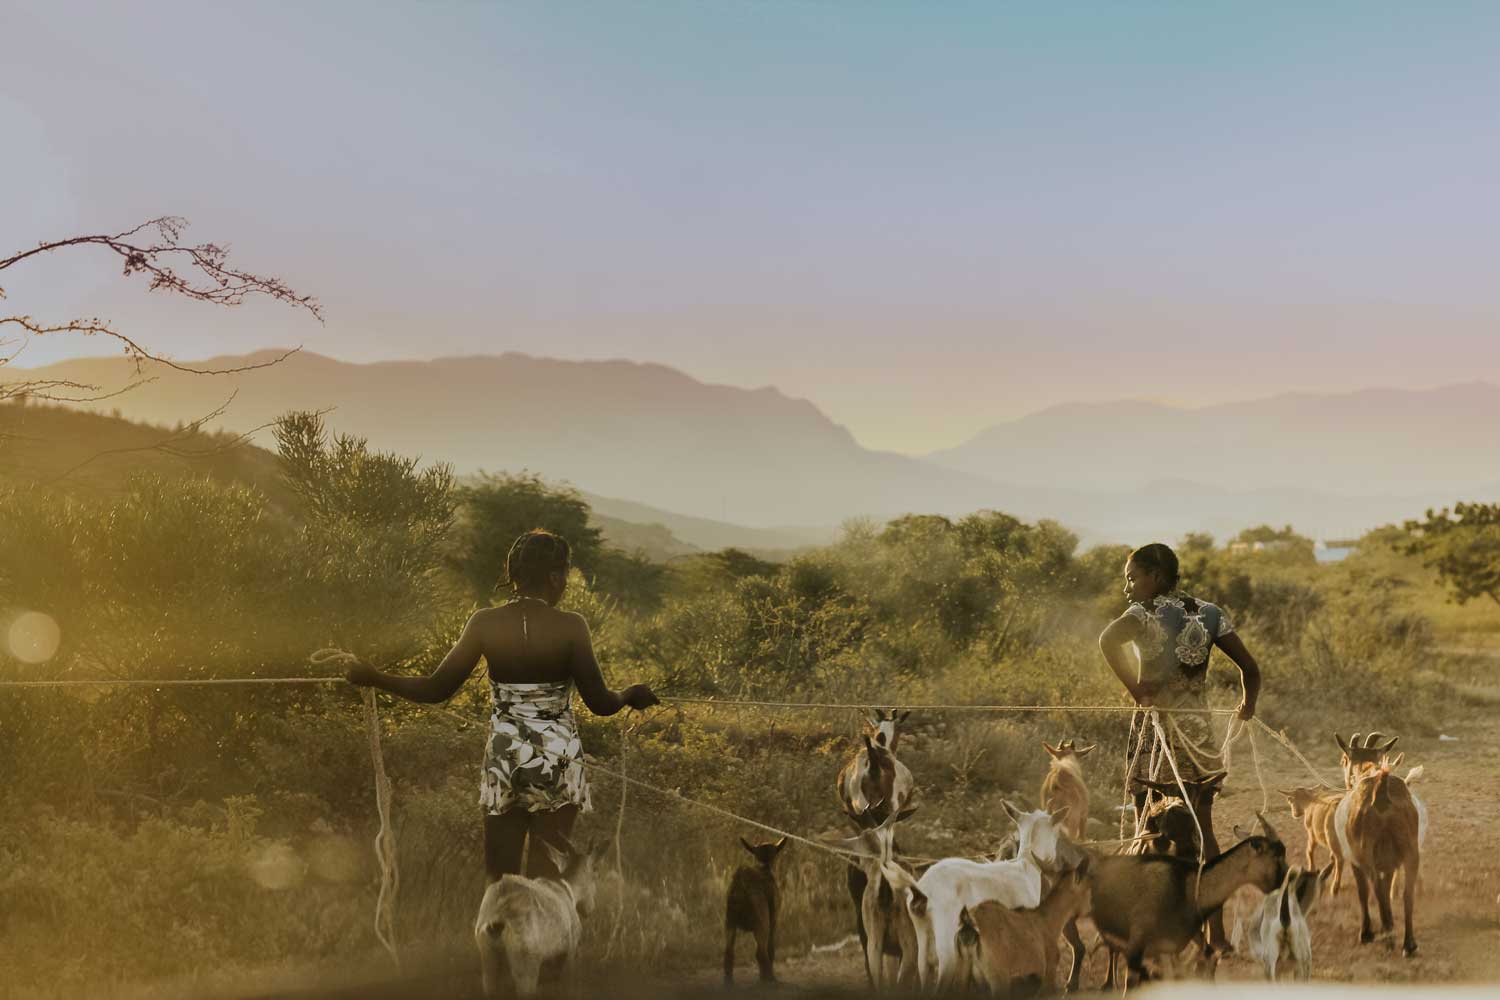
[1375,870,1396,942]
[723,924,736,986]
[1401,858,1419,957]
[753,922,775,983]
[1061,917,1085,993]
[1353,866,1375,944]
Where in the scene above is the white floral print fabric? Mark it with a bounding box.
[478,680,592,816]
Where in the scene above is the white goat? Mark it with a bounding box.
[1233,865,1321,980]
[913,801,1080,991]
[474,840,608,998]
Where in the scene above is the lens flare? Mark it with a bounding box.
[7,611,61,664]
[247,843,306,891]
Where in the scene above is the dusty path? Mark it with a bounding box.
[676,699,1500,993]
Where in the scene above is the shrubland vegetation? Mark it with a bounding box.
[0,404,1493,997]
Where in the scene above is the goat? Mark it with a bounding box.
[1333,755,1421,956]
[836,714,917,967]
[474,839,608,998]
[1280,785,1347,893]
[1232,865,1321,981]
[913,801,1084,991]
[954,858,1093,995]
[824,806,924,990]
[1040,739,1096,840]
[1087,813,1287,991]
[1039,739,1095,992]
[838,730,916,822]
[1100,772,1226,991]
[1335,732,1429,848]
[723,836,788,986]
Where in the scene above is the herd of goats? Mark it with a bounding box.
[474,712,1428,996]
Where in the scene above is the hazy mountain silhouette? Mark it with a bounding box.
[929,384,1500,496]
[14,352,1497,544]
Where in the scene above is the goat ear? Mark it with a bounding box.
[740,836,757,856]
[1041,741,1060,757]
[897,710,910,724]
[1048,804,1072,827]
[895,804,919,824]
[1255,811,1282,842]
[866,711,882,728]
[772,836,788,855]
[1387,751,1405,770]
[1077,743,1097,757]
[1334,732,1351,754]
[1000,800,1023,823]
[543,843,570,877]
[1379,736,1400,753]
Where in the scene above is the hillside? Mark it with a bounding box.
[14,351,1006,529]
[929,383,1500,496]
[0,403,779,562]
[12,353,1500,544]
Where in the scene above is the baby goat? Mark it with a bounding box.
[1233,865,1321,981]
[723,836,789,986]
[1280,785,1347,893]
[954,858,1093,995]
[474,839,608,998]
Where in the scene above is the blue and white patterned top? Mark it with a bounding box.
[1124,591,1235,691]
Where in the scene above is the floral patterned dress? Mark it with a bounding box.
[478,678,592,815]
[1124,591,1235,783]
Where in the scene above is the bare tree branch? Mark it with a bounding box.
[0,216,322,320]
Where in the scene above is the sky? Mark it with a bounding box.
[4,1,1500,453]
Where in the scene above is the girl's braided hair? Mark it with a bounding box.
[1129,542,1180,590]
[503,528,571,592]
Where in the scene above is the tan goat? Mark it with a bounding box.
[1334,755,1421,956]
[1280,785,1347,893]
[1040,739,1095,841]
[954,858,1093,994]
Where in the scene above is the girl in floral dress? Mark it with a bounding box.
[346,529,658,879]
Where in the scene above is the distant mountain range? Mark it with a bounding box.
[11,350,1497,545]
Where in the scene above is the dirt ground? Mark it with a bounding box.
[132,684,1500,1000]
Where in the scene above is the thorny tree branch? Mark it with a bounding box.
[0,216,321,318]
[1,216,319,404]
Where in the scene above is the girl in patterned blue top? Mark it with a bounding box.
[347,529,658,881]
[1098,541,1262,950]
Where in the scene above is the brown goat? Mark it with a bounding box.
[1280,785,1347,893]
[1040,740,1095,841]
[955,858,1093,994]
[1335,757,1421,955]
[723,837,788,985]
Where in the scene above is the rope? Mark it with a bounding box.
[661,696,1231,715]
[1148,709,1209,891]
[0,676,342,688]
[311,649,400,968]
[1253,718,1340,789]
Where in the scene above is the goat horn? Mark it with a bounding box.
[1360,731,1384,749]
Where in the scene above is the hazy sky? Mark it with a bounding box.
[5,1,1499,452]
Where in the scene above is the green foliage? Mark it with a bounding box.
[446,471,603,600]
[1403,502,1500,609]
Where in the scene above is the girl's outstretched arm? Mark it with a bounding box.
[567,612,658,716]
[346,613,484,704]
